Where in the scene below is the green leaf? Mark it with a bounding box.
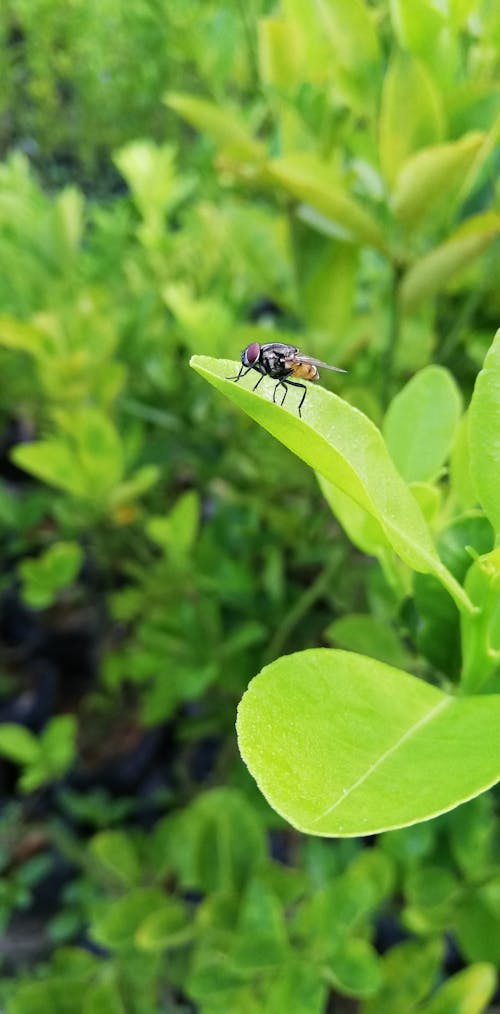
[0,724,40,765]
[266,155,387,251]
[146,490,199,562]
[90,830,141,887]
[19,541,83,609]
[263,961,327,1014]
[191,355,473,613]
[364,938,444,1014]
[420,964,497,1014]
[165,93,264,163]
[11,440,87,497]
[453,884,500,964]
[135,898,192,951]
[382,366,462,482]
[391,133,484,228]
[400,214,500,311]
[379,52,445,187]
[325,614,409,668]
[325,939,382,998]
[389,0,446,57]
[469,328,500,537]
[83,979,126,1014]
[91,889,167,949]
[236,648,500,836]
[258,17,306,90]
[40,715,77,779]
[314,0,381,81]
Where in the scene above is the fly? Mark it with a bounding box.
[227,341,346,417]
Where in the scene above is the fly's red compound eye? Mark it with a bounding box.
[242,342,261,366]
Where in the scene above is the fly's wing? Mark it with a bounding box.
[260,342,299,356]
[293,353,346,373]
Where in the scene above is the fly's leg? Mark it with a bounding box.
[281,378,307,417]
[226,365,253,382]
[252,374,265,392]
[273,380,284,405]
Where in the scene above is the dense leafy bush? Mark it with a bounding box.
[0,1,499,1011]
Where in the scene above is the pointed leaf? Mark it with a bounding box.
[165,93,264,163]
[237,649,500,836]
[383,365,462,482]
[400,213,500,312]
[469,328,500,537]
[379,52,445,187]
[391,133,484,228]
[267,155,387,251]
[191,355,473,613]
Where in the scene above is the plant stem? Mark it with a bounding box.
[381,264,402,405]
[263,548,344,664]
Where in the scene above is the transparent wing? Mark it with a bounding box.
[294,353,346,373]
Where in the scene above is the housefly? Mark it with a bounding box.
[227,341,346,417]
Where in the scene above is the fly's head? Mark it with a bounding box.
[241,342,261,368]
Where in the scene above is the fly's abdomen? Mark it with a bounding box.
[290,362,319,381]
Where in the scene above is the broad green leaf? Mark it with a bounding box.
[391,133,484,228]
[165,93,264,163]
[469,328,500,537]
[237,648,500,836]
[420,964,497,1014]
[400,214,500,312]
[325,614,409,668]
[267,155,387,252]
[379,52,444,187]
[0,724,40,765]
[191,355,473,613]
[382,366,462,482]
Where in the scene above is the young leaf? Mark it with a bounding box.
[419,963,496,1014]
[190,355,473,613]
[382,365,462,482]
[0,724,40,766]
[237,648,500,836]
[400,213,500,311]
[391,133,484,228]
[379,52,444,187]
[266,155,387,252]
[469,328,500,537]
[314,0,381,80]
[165,93,264,163]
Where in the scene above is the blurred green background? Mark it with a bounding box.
[0,0,499,1011]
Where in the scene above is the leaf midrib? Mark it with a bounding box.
[311,696,451,824]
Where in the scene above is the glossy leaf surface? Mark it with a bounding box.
[237,649,500,836]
